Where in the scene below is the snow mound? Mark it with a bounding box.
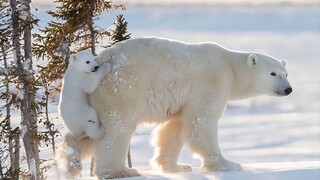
[75,161,319,180]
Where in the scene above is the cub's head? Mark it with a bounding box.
[69,50,99,73]
[247,54,292,97]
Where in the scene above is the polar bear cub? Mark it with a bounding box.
[58,50,112,140]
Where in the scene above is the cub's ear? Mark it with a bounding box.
[247,54,259,68]
[70,54,77,62]
[280,60,287,67]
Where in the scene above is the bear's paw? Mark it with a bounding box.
[201,156,242,171]
[96,167,141,179]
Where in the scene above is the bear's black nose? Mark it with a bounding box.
[94,66,99,70]
[284,87,292,95]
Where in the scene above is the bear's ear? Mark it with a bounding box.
[280,60,287,67]
[247,54,259,68]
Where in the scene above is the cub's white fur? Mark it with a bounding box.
[58,50,111,139]
[57,50,111,177]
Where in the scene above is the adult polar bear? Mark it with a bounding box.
[89,37,292,178]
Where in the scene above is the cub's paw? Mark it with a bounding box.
[100,62,113,74]
[86,122,105,140]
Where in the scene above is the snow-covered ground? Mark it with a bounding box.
[8,2,320,180]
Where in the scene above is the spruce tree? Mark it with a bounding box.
[32,0,131,177]
[33,0,121,83]
[109,14,131,46]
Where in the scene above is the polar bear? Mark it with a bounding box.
[88,37,292,179]
[57,50,112,177]
[58,50,112,139]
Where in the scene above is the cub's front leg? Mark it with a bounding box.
[85,63,112,94]
[98,62,112,77]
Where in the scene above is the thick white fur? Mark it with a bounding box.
[87,37,291,179]
[56,133,94,178]
[57,50,111,178]
[58,50,111,139]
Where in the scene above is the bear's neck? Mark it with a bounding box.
[226,51,259,101]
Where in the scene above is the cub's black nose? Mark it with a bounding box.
[94,66,99,70]
[284,87,292,95]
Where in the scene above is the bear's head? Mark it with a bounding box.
[69,50,100,74]
[247,54,292,97]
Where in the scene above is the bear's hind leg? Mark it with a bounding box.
[152,118,192,173]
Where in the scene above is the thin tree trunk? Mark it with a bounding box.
[127,145,132,168]
[45,93,56,155]
[43,78,56,155]
[89,22,96,55]
[60,31,70,69]
[9,0,21,177]
[0,160,3,179]
[88,1,96,55]
[90,158,94,177]
[10,0,40,179]
[21,0,40,177]
[0,34,16,178]
[13,133,20,177]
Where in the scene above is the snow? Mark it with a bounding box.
[13,49,17,64]
[107,24,117,33]
[19,4,30,21]
[110,70,132,93]
[0,83,28,101]
[2,2,319,180]
[28,158,36,178]
[0,67,10,76]
[124,162,320,180]
[23,58,31,70]
[20,125,27,138]
[64,147,74,156]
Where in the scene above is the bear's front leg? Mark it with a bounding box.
[93,113,140,179]
[186,101,241,171]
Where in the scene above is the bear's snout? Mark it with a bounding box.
[284,87,292,95]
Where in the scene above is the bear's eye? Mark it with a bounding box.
[286,74,288,77]
[271,72,277,76]
[86,61,90,64]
